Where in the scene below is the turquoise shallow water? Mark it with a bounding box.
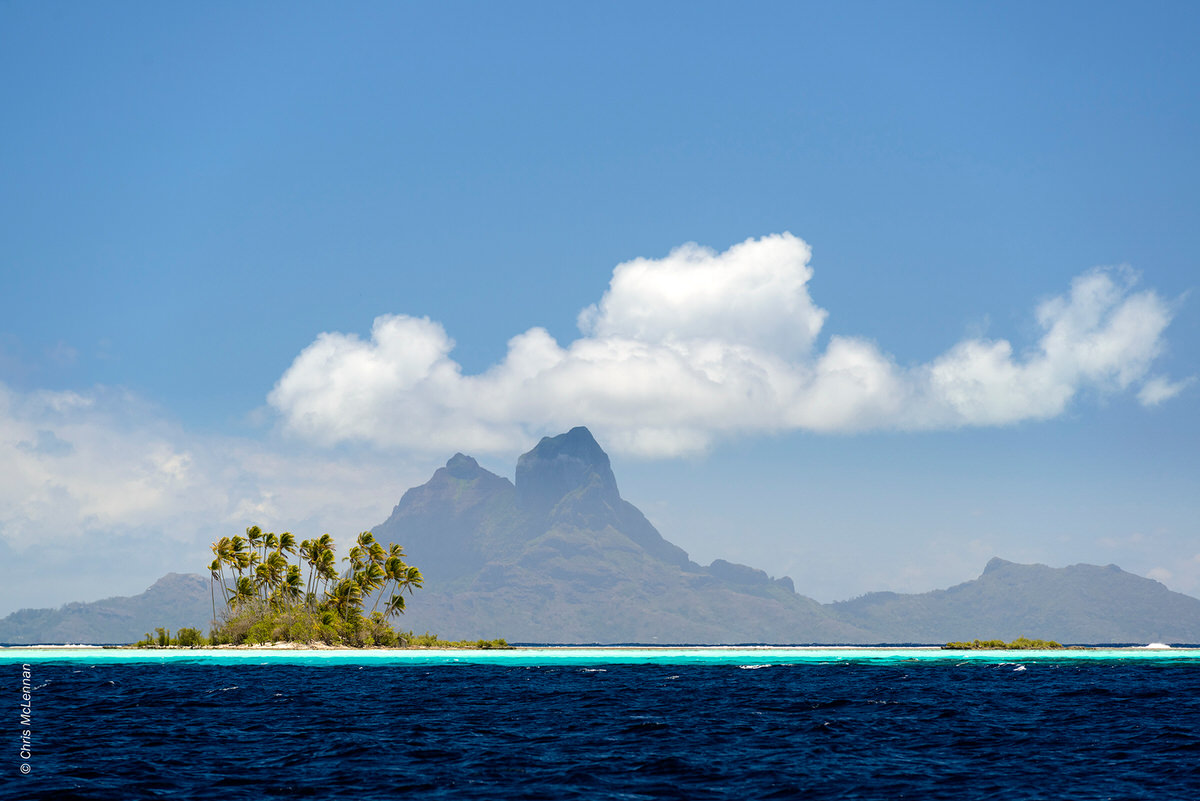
[3,644,1197,665]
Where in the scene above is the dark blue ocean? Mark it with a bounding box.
[9,656,1200,799]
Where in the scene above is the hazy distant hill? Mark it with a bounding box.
[7,427,1200,645]
[0,573,211,645]
[373,427,865,643]
[829,557,1200,644]
[374,428,1200,644]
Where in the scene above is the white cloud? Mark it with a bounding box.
[269,233,1184,457]
[1138,375,1194,407]
[1146,567,1173,584]
[1144,560,1200,597]
[0,381,433,611]
[578,234,827,356]
[920,268,1176,427]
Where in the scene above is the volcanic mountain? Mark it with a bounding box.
[372,426,867,643]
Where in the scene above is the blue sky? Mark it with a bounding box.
[2,2,1197,615]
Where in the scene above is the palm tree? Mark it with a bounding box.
[345,545,365,575]
[357,562,386,598]
[279,565,304,606]
[254,551,288,602]
[254,563,272,602]
[371,556,423,615]
[267,550,287,586]
[394,565,423,611]
[299,538,318,598]
[383,592,407,619]
[357,532,385,568]
[298,534,337,601]
[208,558,222,626]
[229,536,250,580]
[230,576,257,611]
[210,537,233,604]
[314,534,335,596]
[327,578,363,619]
[316,548,337,598]
[245,525,263,555]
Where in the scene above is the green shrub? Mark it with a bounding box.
[245,620,275,645]
[943,637,1063,650]
[287,616,317,643]
[175,627,206,647]
[395,631,509,649]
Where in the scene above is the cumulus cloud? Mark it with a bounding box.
[269,233,1185,457]
[920,267,1175,426]
[578,235,826,356]
[0,381,431,611]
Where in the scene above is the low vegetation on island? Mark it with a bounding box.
[133,526,507,649]
[942,637,1064,650]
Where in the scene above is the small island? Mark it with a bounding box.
[133,526,507,649]
[942,637,1064,650]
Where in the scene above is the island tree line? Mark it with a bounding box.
[205,526,424,646]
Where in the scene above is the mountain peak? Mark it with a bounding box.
[515,426,620,514]
[983,557,1015,575]
[445,452,484,479]
[529,426,608,464]
[145,572,207,596]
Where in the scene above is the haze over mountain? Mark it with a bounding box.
[372,427,859,643]
[831,557,1200,644]
[371,427,1200,644]
[5,427,1200,645]
[0,574,211,645]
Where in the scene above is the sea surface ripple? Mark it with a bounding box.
[9,659,1200,799]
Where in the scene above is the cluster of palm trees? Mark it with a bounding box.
[208,526,423,643]
[209,527,302,614]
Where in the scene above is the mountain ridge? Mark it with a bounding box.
[0,573,211,644]
[6,555,1198,645]
[4,427,1199,644]
[830,557,1200,642]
